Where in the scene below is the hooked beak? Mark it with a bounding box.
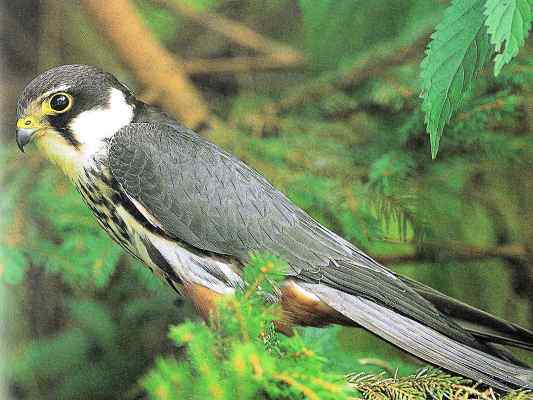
[16,128,37,152]
[16,116,44,152]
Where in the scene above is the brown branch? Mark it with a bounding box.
[375,243,528,266]
[152,0,304,62]
[183,55,305,75]
[80,0,210,129]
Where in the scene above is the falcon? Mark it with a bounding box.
[16,65,533,391]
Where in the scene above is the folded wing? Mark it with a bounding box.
[109,122,533,389]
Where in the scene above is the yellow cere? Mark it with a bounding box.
[16,111,81,179]
[16,115,43,129]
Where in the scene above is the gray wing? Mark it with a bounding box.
[109,122,363,270]
[108,122,485,350]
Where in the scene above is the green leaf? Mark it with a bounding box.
[484,0,532,76]
[420,0,492,158]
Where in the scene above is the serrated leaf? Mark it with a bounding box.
[484,0,532,76]
[420,0,492,158]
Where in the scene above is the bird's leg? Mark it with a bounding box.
[182,282,224,322]
[182,279,354,335]
[279,280,354,328]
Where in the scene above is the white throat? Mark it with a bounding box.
[69,88,134,162]
[35,87,134,181]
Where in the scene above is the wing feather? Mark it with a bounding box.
[109,122,492,351]
[307,284,533,391]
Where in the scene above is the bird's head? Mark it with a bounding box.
[16,64,135,177]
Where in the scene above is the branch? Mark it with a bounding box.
[232,30,431,135]
[80,0,210,129]
[152,0,304,62]
[375,243,528,265]
[183,55,305,75]
[263,33,430,118]
[151,0,304,76]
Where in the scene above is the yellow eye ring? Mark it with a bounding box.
[42,92,73,115]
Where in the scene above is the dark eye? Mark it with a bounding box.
[49,93,71,112]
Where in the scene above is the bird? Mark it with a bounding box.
[15,64,533,392]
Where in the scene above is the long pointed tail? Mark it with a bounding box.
[305,283,533,392]
[401,276,533,352]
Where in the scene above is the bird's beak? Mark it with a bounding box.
[16,116,44,152]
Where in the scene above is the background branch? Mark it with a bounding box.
[152,0,304,64]
[376,243,528,265]
[254,30,431,122]
[81,0,210,129]
[183,55,305,75]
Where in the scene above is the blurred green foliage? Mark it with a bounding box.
[144,255,355,399]
[146,256,529,399]
[2,0,533,399]
[300,0,414,71]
